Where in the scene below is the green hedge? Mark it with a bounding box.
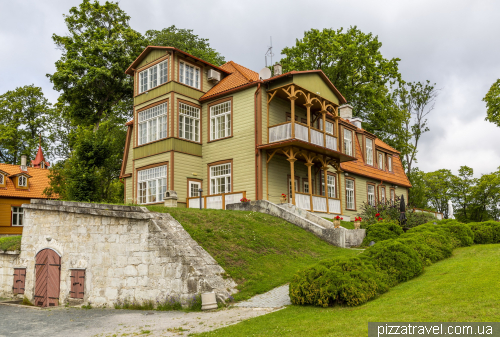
[361,221,404,247]
[468,221,500,244]
[290,221,475,307]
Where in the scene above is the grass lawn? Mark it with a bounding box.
[0,236,21,251]
[146,206,359,301]
[197,244,500,336]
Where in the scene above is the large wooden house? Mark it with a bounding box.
[120,47,411,219]
[0,146,52,235]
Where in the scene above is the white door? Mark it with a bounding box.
[189,181,201,197]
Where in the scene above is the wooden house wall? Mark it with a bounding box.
[173,152,202,206]
[0,198,29,234]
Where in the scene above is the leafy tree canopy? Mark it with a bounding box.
[145,26,225,66]
[0,85,53,164]
[483,79,500,127]
[47,0,144,128]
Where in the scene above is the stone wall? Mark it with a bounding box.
[0,251,20,297]
[6,200,236,307]
[226,200,365,248]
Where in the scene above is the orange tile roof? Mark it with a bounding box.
[0,163,53,199]
[340,134,411,187]
[200,61,259,101]
[375,138,399,153]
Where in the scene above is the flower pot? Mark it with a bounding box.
[354,221,361,229]
[280,197,287,203]
[333,220,340,228]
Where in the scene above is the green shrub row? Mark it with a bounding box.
[467,221,500,244]
[290,220,476,307]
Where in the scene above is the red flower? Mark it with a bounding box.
[341,217,343,220]
[375,213,380,217]
[378,218,383,221]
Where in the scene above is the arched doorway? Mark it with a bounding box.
[34,249,61,307]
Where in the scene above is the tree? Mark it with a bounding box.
[468,170,500,222]
[47,0,144,129]
[145,26,225,66]
[280,27,406,149]
[0,85,53,164]
[483,79,500,127]
[393,81,438,174]
[407,167,427,208]
[451,166,476,222]
[423,169,454,216]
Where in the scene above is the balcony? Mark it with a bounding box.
[268,122,338,152]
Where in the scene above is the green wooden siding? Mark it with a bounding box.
[138,50,168,69]
[125,131,134,174]
[134,138,202,159]
[173,152,202,203]
[134,82,203,106]
[125,177,133,204]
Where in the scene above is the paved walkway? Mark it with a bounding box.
[234,284,291,308]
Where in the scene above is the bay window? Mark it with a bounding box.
[138,59,169,94]
[343,129,353,156]
[210,163,231,195]
[210,101,231,140]
[179,103,200,142]
[138,103,168,146]
[179,61,200,89]
[138,165,167,204]
[366,138,374,165]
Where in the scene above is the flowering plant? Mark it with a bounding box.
[355,216,362,222]
[334,215,344,220]
[377,217,383,221]
[375,213,380,217]
[240,197,251,202]
[281,194,287,200]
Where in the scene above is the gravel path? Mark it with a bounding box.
[234,284,291,308]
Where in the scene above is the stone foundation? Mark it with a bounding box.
[3,200,237,307]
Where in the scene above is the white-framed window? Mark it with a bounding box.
[381,187,386,203]
[366,138,374,165]
[18,176,27,187]
[138,103,168,146]
[137,165,167,204]
[343,129,353,156]
[367,184,375,206]
[179,61,200,89]
[346,179,355,209]
[138,60,169,94]
[210,163,231,195]
[288,177,299,200]
[189,181,201,198]
[390,189,395,205]
[388,155,393,172]
[0,174,3,185]
[210,101,231,140]
[378,152,384,170]
[304,181,309,194]
[11,207,23,226]
[318,120,334,134]
[321,175,336,198]
[179,103,200,142]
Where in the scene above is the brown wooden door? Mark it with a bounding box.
[13,268,26,294]
[34,249,61,307]
[70,270,85,299]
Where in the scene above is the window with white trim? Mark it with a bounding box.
[366,138,374,165]
[18,176,27,187]
[343,129,353,156]
[378,152,384,170]
[288,177,299,200]
[381,187,386,203]
[390,189,395,205]
[179,61,200,89]
[321,175,336,198]
[388,155,393,172]
[189,181,201,198]
[179,103,200,142]
[318,120,334,134]
[367,184,375,206]
[210,101,231,140]
[138,60,168,94]
[210,163,231,194]
[12,207,23,226]
[346,179,355,209]
[138,103,168,146]
[137,166,167,204]
[304,181,309,194]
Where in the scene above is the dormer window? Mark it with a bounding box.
[0,173,3,185]
[378,152,384,170]
[388,155,393,172]
[18,176,27,187]
[179,61,200,89]
[138,60,169,94]
[343,129,353,156]
[366,138,374,165]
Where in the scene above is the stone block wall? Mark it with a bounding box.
[0,251,20,297]
[5,200,236,307]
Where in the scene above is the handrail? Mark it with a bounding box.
[267,121,291,128]
[187,191,246,210]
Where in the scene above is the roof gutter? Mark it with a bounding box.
[199,81,262,103]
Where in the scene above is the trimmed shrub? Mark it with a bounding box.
[468,221,500,244]
[289,256,390,307]
[407,222,473,248]
[400,231,454,265]
[363,240,423,286]
[406,212,438,228]
[361,221,403,247]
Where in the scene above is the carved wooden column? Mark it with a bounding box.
[321,110,327,147]
[323,165,330,214]
[288,157,297,206]
[305,162,314,211]
[305,102,313,143]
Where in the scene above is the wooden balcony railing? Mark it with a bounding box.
[295,191,341,214]
[187,191,246,210]
[268,122,338,152]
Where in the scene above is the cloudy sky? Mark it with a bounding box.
[1,0,499,176]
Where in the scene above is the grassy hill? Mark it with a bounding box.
[197,244,500,336]
[146,206,359,301]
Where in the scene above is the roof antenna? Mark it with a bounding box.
[265,37,274,67]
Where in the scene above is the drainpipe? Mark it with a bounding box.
[254,82,262,200]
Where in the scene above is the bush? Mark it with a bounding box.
[0,236,21,251]
[399,231,454,265]
[361,221,403,247]
[289,256,390,307]
[406,212,438,228]
[468,221,500,244]
[363,240,423,286]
